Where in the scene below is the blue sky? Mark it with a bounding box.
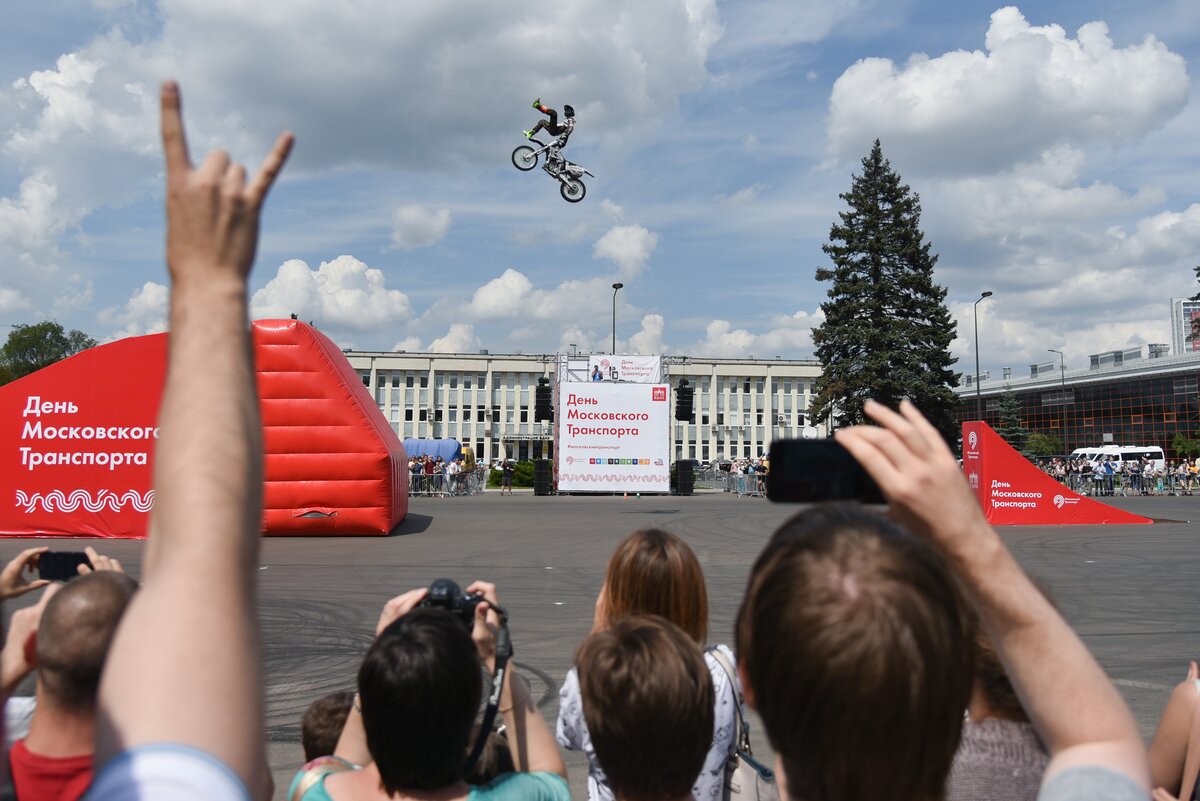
[2,0,1198,381]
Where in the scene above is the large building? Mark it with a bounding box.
[955,344,1200,456]
[345,350,824,463]
[1170,297,1200,356]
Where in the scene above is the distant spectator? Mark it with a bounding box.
[301,691,355,764]
[501,459,515,495]
[576,615,714,801]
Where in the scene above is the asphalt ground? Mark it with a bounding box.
[2,489,1198,799]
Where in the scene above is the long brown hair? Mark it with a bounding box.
[601,529,708,644]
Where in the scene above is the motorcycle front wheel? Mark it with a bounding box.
[512,145,538,171]
[560,178,586,203]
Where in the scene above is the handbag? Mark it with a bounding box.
[708,648,780,801]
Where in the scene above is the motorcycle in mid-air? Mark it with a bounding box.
[511,137,592,203]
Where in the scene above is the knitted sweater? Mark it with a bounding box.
[945,718,1049,801]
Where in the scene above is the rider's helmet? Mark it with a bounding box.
[563,104,575,118]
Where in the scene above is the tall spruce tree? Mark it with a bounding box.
[809,140,959,440]
[994,389,1030,454]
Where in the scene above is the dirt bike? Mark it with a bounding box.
[511,137,592,203]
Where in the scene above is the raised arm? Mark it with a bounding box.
[95,82,292,794]
[836,399,1148,789]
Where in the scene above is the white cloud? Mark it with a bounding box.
[100,281,168,340]
[250,256,412,331]
[393,336,422,352]
[688,310,822,358]
[429,323,480,353]
[390,204,452,251]
[827,6,1190,173]
[600,199,625,221]
[592,224,659,277]
[628,314,668,354]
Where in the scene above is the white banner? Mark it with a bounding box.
[556,383,671,492]
[585,355,661,384]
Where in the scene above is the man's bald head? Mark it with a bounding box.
[36,572,138,709]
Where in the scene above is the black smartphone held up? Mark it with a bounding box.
[38,551,92,582]
[767,439,885,504]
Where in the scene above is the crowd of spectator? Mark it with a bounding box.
[407,455,486,496]
[1038,457,1200,496]
[2,83,1197,801]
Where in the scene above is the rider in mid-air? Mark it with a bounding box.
[524,98,575,164]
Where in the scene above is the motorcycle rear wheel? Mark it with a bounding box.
[512,145,538,171]
[560,178,586,203]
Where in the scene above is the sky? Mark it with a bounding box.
[2,0,1198,381]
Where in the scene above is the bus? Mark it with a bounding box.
[1069,445,1166,473]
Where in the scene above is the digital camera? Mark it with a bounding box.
[418,578,486,628]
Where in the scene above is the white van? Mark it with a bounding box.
[1070,445,1166,473]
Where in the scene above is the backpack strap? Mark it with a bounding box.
[707,646,752,754]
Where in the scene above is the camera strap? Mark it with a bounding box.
[464,610,512,775]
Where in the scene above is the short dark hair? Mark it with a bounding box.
[301,691,355,762]
[36,572,138,709]
[577,615,713,801]
[358,609,482,793]
[463,724,514,785]
[736,504,973,801]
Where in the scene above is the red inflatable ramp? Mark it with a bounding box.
[962,422,1150,525]
[0,320,407,538]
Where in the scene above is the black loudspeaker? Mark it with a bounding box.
[534,459,552,496]
[675,460,694,496]
[674,380,694,422]
[535,379,553,422]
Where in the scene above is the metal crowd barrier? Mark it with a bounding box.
[408,467,488,498]
[722,471,766,498]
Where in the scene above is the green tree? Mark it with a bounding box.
[1172,431,1200,460]
[1026,432,1064,457]
[1,322,97,384]
[809,140,959,440]
[994,390,1030,454]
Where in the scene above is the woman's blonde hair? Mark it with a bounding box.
[601,529,708,644]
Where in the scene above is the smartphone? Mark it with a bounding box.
[38,551,92,582]
[767,439,885,504]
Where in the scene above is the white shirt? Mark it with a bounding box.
[556,644,742,801]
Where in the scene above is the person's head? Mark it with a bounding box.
[969,620,1027,722]
[300,691,355,762]
[36,571,138,710]
[564,104,575,118]
[577,615,713,801]
[736,503,973,801]
[463,723,514,785]
[358,609,482,793]
[600,529,707,644]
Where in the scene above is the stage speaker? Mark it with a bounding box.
[675,459,694,496]
[675,379,694,421]
[534,459,552,496]
[534,378,553,422]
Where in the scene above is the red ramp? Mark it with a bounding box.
[1,320,407,538]
[962,422,1150,525]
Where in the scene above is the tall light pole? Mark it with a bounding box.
[974,291,993,421]
[1048,348,1066,451]
[611,282,623,354]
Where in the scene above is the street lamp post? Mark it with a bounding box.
[1048,348,1066,451]
[611,283,623,354]
[974,291,993,421]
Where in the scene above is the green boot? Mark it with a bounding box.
[532,97,541,109]
[523,129,534,138]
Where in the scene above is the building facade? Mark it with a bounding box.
[1170,297,1200,356]
[955,346,1200,456]
[345,350,824,463]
